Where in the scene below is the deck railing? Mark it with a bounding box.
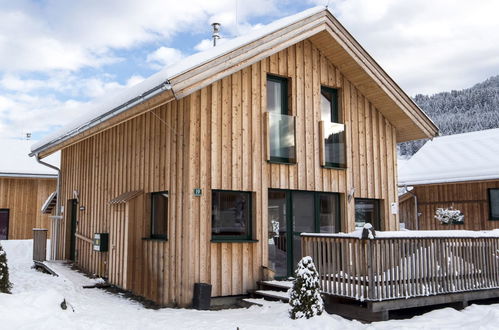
[302,231,499,301]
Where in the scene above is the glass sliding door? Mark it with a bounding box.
[268,190,289,277]
[292,192,315,275]
[268,190,340,278]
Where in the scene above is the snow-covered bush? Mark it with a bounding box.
[0,243,12,293]
[434,207,464,225]
[289,256,324,319]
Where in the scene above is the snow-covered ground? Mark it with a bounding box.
[1,240,499,329]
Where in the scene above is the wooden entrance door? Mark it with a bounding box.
[0,209,9,240]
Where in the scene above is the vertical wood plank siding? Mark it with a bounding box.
[0,177,55,239]
[56,39,399,306]
[399,180,499,231]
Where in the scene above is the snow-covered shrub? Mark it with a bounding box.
[289,256,324,319]
[434,207,464,225]
[0,243,12,293]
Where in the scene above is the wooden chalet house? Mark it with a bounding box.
[399,129,499,231]
[29,6,437,307]
[0,139,57,240]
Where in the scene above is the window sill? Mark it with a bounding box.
[211,239,259,243]
[267,160,296,165]
[322,165,347,170]
[142,237,168,242]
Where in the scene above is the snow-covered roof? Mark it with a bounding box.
[0,139,59,178]
[30,5,437,157]
[31,6,326,155]
[398,128,499,186]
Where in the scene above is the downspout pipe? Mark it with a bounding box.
[35,154,62,260]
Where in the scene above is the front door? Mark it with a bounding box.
[268,190,340,278]
[0,209,9,240]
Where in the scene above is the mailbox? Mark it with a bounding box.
[93,233,109,252]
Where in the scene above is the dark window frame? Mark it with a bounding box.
[488,188,499,221]
[354,198,382,230]
[0,208,9,240]
[321,85,346,169]
[150,191,169,240]
[211,190,253,242]
[267,74,296,164]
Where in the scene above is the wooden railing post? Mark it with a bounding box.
[33,228,48,262]
[367,238,375,300]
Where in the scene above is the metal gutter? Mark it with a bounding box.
[29,80,172,157]
[0,173,58,179]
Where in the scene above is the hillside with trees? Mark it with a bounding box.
[399,75,499,156]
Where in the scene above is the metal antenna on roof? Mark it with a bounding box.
[212,22,221,47]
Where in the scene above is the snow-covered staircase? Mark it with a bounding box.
[246,280,293,304]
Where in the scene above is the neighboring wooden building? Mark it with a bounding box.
[0,139,58,240]
[30,6,437,307]
[399,128,499,231]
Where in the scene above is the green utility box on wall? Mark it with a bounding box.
[93,233,109,252]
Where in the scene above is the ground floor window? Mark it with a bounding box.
[489,188,499,220]
[355,198,381,230]
[212,190,252,241]
[0,209,9,240]
[151,191,168,239]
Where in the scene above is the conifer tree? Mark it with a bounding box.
[0,243,12,294]
[289,256,324,319]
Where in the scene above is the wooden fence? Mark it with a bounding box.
[302,232,499,301]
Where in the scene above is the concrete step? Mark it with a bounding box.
[258,280,293,291]
[253,289,290,303]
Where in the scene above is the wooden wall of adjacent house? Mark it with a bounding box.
[399,180,499,231]
[56,38,399,307]
[0,177,55,239]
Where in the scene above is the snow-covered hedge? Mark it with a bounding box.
[0,243,12,293]
[434,207,464,225]
[289,256,324,319]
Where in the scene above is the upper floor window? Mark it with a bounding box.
[355,198,381,230]
[488,188,499,220]
[212,190,252,241]
[151,191,168,239]
[320,86,346,168]
[266,75,296,163]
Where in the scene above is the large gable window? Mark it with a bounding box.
[266,75,296,164]
[212,190,252,241]
[320,86,346,168]
[489,188,499,220]
[151,191,168,239]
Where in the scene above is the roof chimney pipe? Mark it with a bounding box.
[211,22,221,47]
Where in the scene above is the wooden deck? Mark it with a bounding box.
[302,231,499,321]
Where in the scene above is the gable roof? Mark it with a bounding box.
[398,128,499,186]
[0,139,59,178]
[31,6,438,158]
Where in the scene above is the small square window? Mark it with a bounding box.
[212,190,252,241]
[488,188,499,220]
[151,191,168,239]
[354,198,381,230]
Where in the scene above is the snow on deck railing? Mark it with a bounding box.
[301,228,499,239]
[302,227,499,302]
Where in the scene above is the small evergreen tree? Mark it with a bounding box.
[289,256,324,319]
[0,243,12,293]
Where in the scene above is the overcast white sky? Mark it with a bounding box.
[0,0,498,140]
